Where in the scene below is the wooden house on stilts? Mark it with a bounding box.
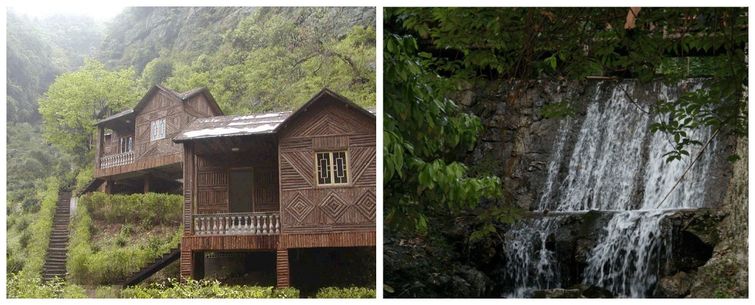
[90,86,376,288]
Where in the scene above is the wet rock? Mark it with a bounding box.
[656,271,693,297]
[567,283,614,298]
[532,288,582,298]
[580,285,614,298]
[662,209,720,273]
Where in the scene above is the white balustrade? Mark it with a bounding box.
[99,151,135,169]
[193,212,281,236]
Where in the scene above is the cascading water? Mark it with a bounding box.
[503,80,718,297]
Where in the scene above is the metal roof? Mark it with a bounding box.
[173,111,292,141]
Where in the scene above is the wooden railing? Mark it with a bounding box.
[99,151,135,169]
[193,212,280,236]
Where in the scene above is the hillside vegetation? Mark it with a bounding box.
[67,193,182,285]
[6,8,375,285]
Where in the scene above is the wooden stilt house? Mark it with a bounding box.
[172,89,376,287]
[92,85,223,193]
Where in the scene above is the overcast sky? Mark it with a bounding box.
[9,4,125,21]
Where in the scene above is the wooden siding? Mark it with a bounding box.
[182,235,279,251]
[280,231,376,248]
[95,87,220,179]
[184,94,219,118]
[134,90,185,159]
[192,138,280,215]
[276,249,290,288]
[179,248,192,280]
[183,143,195,235]
[94,152,182,178]
[278,99,376,234]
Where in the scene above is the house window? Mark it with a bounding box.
[150,118,166,141]
[316,151,348,185]
[119,136,133,153]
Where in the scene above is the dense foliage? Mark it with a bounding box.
[315,287,376,298]
[120,278,300,298]
[384,7,747,297]
[9,177,60,276]
[38,60,142,164]
[79,192,183,226]
[68,193,182,285]
[387,7,747,161]
[384,33,503,235]
[7,271,87,298]
[7,11,100,217]
[160,7,376,113]
[384,16,514,298]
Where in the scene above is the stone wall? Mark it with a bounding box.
[461,80,735,212]
[688,136,748,297]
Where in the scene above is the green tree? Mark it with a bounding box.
[166,8,376,114]
[38,59,141,165]
[141,57,174,87]
[384,33,502,235]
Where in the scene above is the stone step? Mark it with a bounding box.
[46,259,67,265]
[44,269,66,274]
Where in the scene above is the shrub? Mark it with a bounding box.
[21,177,59,276]
[68,192,183,284]
[74,166,93,194]
[120,278,300,298]
[94,286,121,298]
[79,192,182,226]
[315,287,376,298]
[67,220,181,284]
[7,270,87,298]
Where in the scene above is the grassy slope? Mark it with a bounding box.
[67,192,182,285]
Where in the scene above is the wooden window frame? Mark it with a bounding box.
[150,118,166,142]
[314,150,350,187]
[119,136,133,153]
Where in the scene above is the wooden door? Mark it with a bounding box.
[229,169,254,213]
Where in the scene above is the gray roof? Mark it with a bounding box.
[97,109,134,125]
[173,111,292,141]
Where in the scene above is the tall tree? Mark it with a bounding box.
[38,60,141,165]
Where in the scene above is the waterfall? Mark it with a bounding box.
[503,217,562,297]
[503,80,718,297]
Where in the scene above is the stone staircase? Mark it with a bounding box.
[42,191,71,281]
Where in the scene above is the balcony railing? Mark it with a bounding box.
[194,212,280,236]
[99,151,135,169]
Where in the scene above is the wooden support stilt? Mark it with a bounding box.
[276,249,290,288]
[143,174,151,193]
[180,248,192,282]
[104,179,113,194]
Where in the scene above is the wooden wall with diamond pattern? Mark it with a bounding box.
[278,95,376,235]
